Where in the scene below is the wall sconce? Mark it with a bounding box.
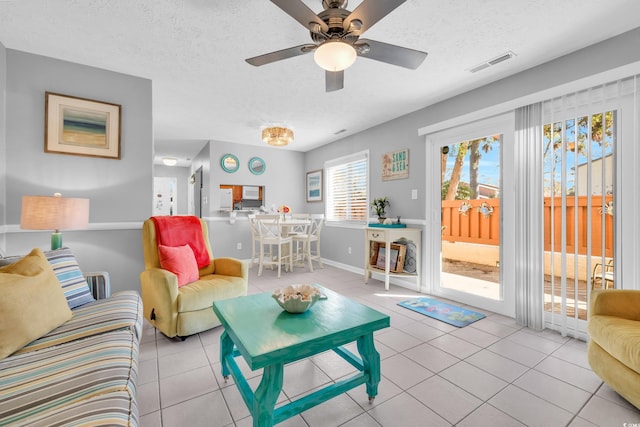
[20,193,90,250]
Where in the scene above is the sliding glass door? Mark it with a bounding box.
[543,109,617,334]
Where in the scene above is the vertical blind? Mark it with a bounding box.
[539,76,638,338]
[325,150,368,222]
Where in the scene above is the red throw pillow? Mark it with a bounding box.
[158,244,199,287]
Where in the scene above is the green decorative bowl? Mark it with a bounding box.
[272,284,321,313]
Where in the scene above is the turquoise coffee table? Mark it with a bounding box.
[212,286,390,427]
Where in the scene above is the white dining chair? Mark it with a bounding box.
[247,214,261,268]
[256,214,293,278]
[292,213,324,272]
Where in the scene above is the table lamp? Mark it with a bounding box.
[20,193,90,250]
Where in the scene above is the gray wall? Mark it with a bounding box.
[2,27,640,291]
[204,140,305,260]
[2,49,153,293]
[0,42,6,253]
[305,27,640,270]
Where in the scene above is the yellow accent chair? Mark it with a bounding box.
[587,289,640,409]
[140,217,248,338]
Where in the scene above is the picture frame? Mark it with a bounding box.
[306,169,323,202]
[45,92,121,159]
[382,148,409,181]
[369,242,406,273]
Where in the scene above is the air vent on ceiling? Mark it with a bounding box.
[468,51,516,73]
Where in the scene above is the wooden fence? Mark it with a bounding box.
[543,195,613,258]
[441,196,613,257]
[442,199,500,246]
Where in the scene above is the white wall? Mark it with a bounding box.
[153,164,191,214]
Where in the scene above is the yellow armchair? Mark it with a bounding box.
[140,217,248,338]
[587,289,640,409]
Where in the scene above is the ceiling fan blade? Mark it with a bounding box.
[246,44,315,67]
[343,0,406,35]
[271,0,328,33]
[326,70,344,92]
[356,39,427,70]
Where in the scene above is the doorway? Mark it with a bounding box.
[426,113,515,317]
[192,166,203,218]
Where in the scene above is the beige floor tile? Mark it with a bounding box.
[489,385,574,427]
[159,365,219,408]
[439,361,508,401]
[137,265,612,426]
[408,375,482,424]
[457,403,525,427]
[380,353,433,389]
[161,391,233,427]
[368,392,450,427]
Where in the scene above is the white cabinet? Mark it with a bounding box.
[364,227,421,291]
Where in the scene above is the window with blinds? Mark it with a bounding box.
[324,151,369,222]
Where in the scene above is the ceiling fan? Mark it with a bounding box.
[245,0,428,92]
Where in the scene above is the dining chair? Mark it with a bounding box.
[292,213,324,272]
[591,259,614,290]
[255,214,293,278]
[289,213,310,235]
[247,214,262,268]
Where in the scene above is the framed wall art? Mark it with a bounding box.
[45,92,121,159]
[306,169,323,202]
[382,148,409,181]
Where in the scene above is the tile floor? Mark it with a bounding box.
[137,264,640,426]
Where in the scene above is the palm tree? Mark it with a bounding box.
[444,142,468,201]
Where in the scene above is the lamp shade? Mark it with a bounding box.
[314,40,357,72]
[21,195,90,231]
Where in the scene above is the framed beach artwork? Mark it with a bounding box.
[45,92,121,159]
[382,148,409,181]
[306,169,323,202]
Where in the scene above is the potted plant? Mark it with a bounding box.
[371,197,390,223]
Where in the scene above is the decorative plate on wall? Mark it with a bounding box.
[220,154,239,173]
[248,157,265,175]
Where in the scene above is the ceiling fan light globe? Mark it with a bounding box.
[314,41,357,71]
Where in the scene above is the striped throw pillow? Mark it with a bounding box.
[44,247,95,309]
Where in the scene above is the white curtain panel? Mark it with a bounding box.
[514,103,545,330]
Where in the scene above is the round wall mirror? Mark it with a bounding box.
[248,157,266,175]
[220,154,239,173]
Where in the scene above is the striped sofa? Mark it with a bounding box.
[0,290,143,426]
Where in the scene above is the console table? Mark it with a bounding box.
[364,225,421,291]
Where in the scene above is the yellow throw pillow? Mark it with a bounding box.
[0,248,73,359]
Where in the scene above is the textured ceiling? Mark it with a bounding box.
[1,0,639,166]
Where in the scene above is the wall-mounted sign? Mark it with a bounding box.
[382,148,409,181]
